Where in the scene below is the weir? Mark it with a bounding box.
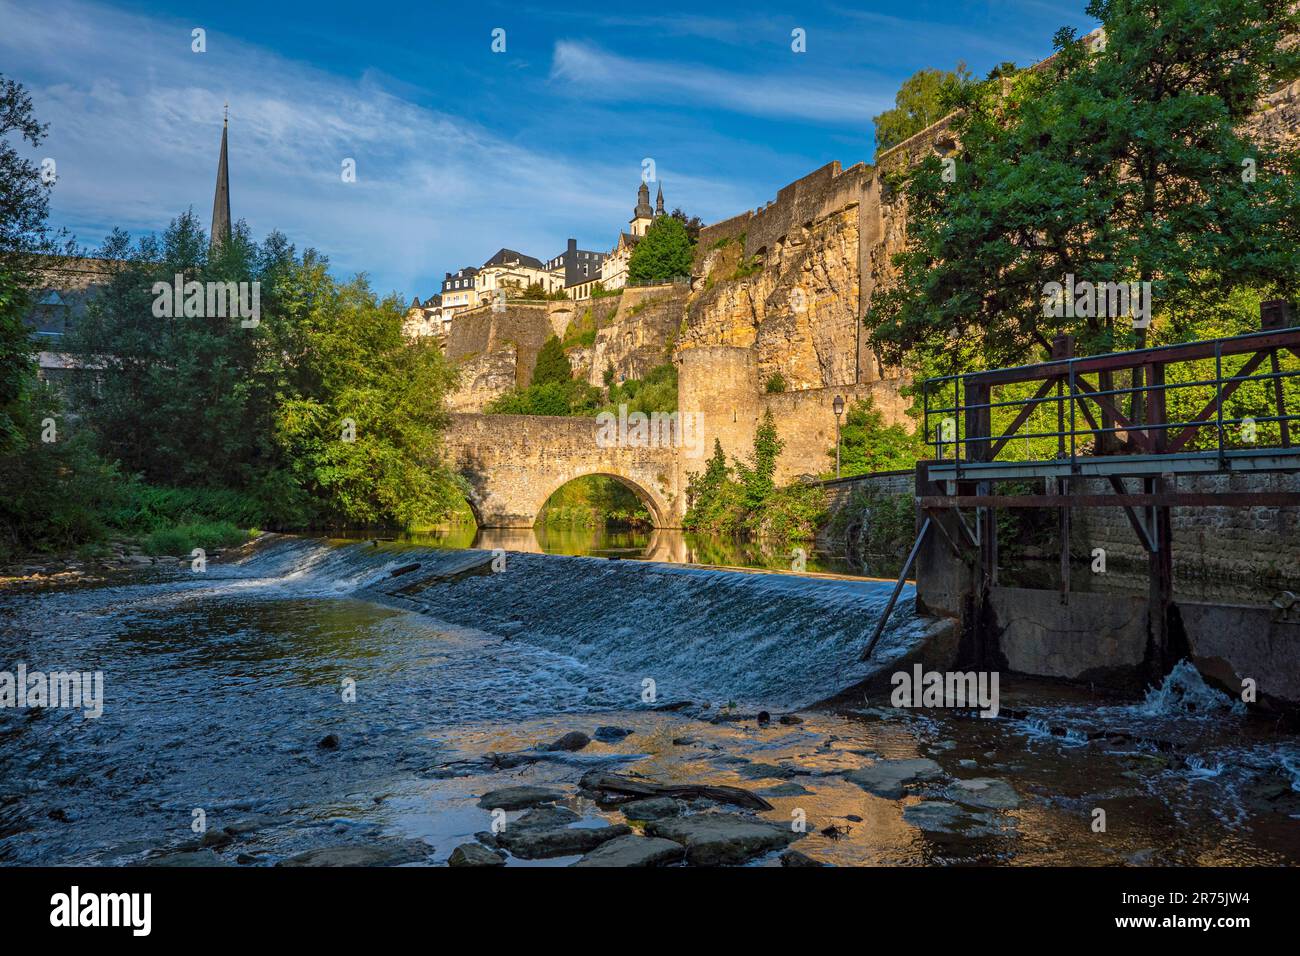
[227,539,941,709]
[902,303,1300,708]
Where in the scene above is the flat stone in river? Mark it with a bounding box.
[477,785,566,810]
[277,841,430,867]
[843,758,944,799]
[902,801,1011,839]
[620,797,682,821]
[571,835,685,867]
[645,814,801,866]
[448,843,506,867]
[497,823,631,859]
[943,778,1021,809]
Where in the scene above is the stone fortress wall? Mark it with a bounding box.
[437,39,1300,524]
[440,149,937,500]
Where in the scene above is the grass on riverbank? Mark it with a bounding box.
[0,475,264,566]
[141,521,255,556]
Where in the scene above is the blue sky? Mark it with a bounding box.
[1,0,1097,300]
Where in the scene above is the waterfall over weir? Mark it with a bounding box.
[229,537,931,710]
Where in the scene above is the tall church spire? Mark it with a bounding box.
[210,105,232,252]
[655,182,665,216]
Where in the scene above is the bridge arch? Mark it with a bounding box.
[534,471,669,529]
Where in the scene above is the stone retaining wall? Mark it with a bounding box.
[1075,472,1300,586]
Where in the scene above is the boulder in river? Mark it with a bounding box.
[620,797,682,821]
[318,734,340,749]
[448,843,506,867]
[903,801,1011,839]
[780,848,826,867]
[645,814,801,866]
[477,785,566,810]
[277,841,430,867]
[571,834,685,867]
[579,770,773,811]
[594,726,633,743]
[541,731,591,752]
[513,805,580,829]
[843,758,944,799]
[497,823,631,860]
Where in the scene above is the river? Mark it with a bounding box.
[1,536,1297,866]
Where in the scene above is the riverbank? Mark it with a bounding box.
[0,532,264,589]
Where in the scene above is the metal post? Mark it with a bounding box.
[1145,473,1175,679]
[1068,360,1077,468]
[1059,477,1071,604]
[861,518,932,662]
[1215,342,1224,467]
[835,418,842,478]
[832,394,845,479]
[1271,349,1290,448]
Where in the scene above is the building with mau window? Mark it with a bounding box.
[402,293,446,339]
[545,238,607,299]
[477,248,556,304]
[409,179,667,338]
[440,266,481,316]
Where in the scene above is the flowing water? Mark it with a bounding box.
[1,536,1297,867]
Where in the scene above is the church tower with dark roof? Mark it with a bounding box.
[630,180,655,236]
[210,106,232,252]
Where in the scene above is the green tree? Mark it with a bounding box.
[66,213,286,492]
[867,0,1300,378]
[628,215,693,285]
[0,75,127,556]
[733,409,782,512]
[0,74,61,453]
[531,334,572,386]
[834,395,927,475]
[669,207,703,243]
[683,439,740,533]
[603,362,677,415]
[271,255,462,529]
[486,381,573,416]
[872,64,971,155]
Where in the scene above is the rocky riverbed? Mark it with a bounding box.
[2,537,1296,868]
[75,688,1300,868]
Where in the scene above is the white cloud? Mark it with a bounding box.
[549,40,891,124]
[0,0,753,297]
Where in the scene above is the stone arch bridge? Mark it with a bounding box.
[443,414,684,527]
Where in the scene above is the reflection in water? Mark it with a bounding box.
[385,524,869,577]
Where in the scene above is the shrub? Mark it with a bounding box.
[142,521,252,556]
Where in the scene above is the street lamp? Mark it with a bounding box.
[832,394,845,478]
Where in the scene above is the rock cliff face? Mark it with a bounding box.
[437,61,1300,446]
[569,286,687,387]
[1247,77,1300,147]
[683,161,885,396]
[445,346,518,413]
[443,302,568,410]
[685,205,863,391]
